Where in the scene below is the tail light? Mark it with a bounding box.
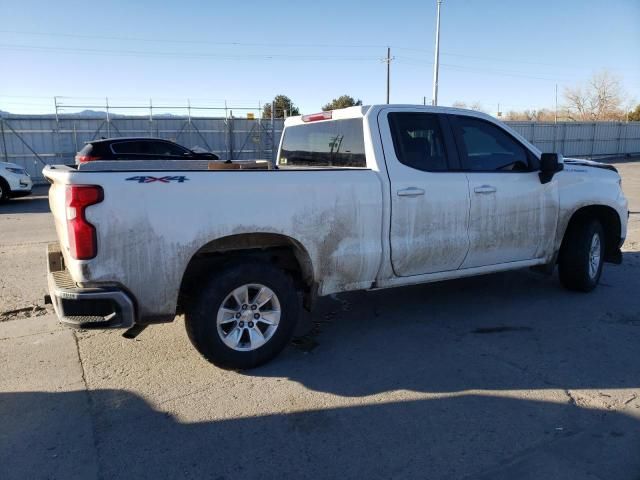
[75,155,102,163]
[65,185,103,260]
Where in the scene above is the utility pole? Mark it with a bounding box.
[105,97,110,138]
[149,98,153,136]
[431,0,443,106]
[53,96,59,123]
[271,101,275,163]
[554,83,558,123]
[383,47,394,104]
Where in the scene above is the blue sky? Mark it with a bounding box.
[1,0,639,116]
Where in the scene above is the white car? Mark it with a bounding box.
[0,161,33,202]
[43,105,628,369]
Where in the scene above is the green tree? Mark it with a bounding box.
[262,95,300,119]
[322,95,363,111]
[628,104,640,121]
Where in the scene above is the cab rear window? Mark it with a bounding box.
[279,119,366,168]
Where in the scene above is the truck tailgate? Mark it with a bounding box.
[45,168,72,261]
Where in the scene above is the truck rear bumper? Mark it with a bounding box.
[46,243,136,329]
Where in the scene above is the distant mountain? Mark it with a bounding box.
[66,109,109,118]
[0,109,182,118]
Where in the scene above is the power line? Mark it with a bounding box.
[0,30,389,50]
[0,41,610,86]
[395,57,578,83]
[3,29,637,74]
[0,41,586,83]
[3,43,632,91]
[0,43,379,61]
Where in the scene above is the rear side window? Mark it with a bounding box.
[111,141,146,154]
[454,116,530,172]
[388,113,448,171]
[279,119,366,168]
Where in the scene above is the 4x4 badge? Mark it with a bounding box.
[126,176,189,183]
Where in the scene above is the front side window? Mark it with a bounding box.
[454,116,530,172]
[279,118,366,168]
[388,112,448,171]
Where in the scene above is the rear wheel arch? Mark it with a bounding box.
[178,233,315,312]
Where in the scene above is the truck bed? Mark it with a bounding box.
[43,163,384,323]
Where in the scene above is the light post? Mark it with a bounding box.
[432,0,443,106]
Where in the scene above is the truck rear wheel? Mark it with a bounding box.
[184,261,299,369]
[558,219,604,292]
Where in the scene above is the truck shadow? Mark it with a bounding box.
[2,388,640,479]
[249,252,640,398]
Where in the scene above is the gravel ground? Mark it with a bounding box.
[1,158,640,480]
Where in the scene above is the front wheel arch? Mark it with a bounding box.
[559,205,622,264]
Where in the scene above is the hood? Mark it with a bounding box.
[563,157,618,173]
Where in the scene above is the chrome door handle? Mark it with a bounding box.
[397,187,425,197]
[474,185,497,194]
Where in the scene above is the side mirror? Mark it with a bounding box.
[539,153,564,184]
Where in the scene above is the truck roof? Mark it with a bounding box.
[283,104,541,156]
[283,104,501,127]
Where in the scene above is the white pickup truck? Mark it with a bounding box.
[44,105,628,369]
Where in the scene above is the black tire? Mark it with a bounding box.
[184,260,300,369]
[0,177,9,202]
[558,219,604,292]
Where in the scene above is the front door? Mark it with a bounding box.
[449,114,555,268]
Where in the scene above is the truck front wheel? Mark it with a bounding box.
[184,261,300,369]
[558,219,604,292]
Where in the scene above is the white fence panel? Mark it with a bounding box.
[1,116,638,183]
[506,121,640,157]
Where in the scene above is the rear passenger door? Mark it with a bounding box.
[380,109,470,276]
[449,114,554,268]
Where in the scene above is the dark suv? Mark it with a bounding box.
[75,137,219,164]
